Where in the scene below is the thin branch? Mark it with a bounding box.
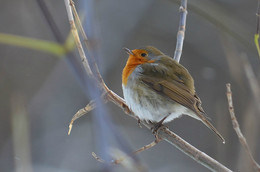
[68,100,96,135]
[64,0,93,76]
[92,152,105,163]
[173,0,187,62]
[93,149,148,172]
[226,83,260,172]
[64,0,232,171]
[69,0,108,90]
[92,138,161,165]
[36,0,64,43]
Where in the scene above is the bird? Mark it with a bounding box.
[122,46,225,143]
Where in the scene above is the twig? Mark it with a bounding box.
[68,0,108,89]
[68,100,96,135]
[36,0,64,43]
[92,138,162,165]
[92,152,105,163]
[173,0,187,62]
[226,83,260,172]
[132,137,161,155]
[93,149,148,172]
[64,0,232,171]
[64,0,93,76]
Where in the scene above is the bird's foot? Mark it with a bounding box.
[137,117,142,128]
[152,124,168,135]
[151,116,168,135]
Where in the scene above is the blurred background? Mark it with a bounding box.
[0,0,260,171]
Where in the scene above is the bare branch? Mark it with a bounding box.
[64,0,93,77]
[114,138,162,165]
[226,83,260,172]
[92,149,148,172]
[173,0,187,62]
[92,138,161,165]
[64,0,232,171]
[92,152,105,163]
[68,100,96,135]
[157,127,231,172]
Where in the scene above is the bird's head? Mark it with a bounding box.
[122,46,164,85]
[123,46,165,62]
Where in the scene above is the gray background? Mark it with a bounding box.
[0,0,260,171]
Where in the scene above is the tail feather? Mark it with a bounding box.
[192,99,225,144]
[200,113,225,144]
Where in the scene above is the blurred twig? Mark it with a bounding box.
[173,0,187,62]
[241,55,260,114]
[0,0,75,57]
[37,0,64,43]
[255,0,260,59]
[92,137,161,165]
[64,0,232,171]
[226,83,260,172]
[11,93,33,172]
[93,149,147,172]
[0,33,74,56]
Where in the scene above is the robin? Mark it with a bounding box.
[122,46,225,143]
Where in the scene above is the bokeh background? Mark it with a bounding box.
[1,0,260,171]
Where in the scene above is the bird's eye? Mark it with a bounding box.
[141,53,147,57]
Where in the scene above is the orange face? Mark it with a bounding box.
[122,49,155,85]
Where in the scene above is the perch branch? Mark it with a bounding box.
[173,0,187,62]
[64,0,231,171]
[226,83,260,171]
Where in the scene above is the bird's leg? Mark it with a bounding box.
[137,117,142,128]
[151,116,168,135]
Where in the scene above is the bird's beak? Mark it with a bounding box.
[123,47,134,55]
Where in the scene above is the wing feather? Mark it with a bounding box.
[141,76,197,113]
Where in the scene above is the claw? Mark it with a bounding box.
[151,116,168,135]
[137,118,142,128]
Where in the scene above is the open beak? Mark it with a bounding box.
[123,47,134,55]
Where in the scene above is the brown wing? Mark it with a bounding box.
[141,76,225,143]
[141,76,198,113]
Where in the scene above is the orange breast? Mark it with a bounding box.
[122,56,139,86]
[122,54,154,86]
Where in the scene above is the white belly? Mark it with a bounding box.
[122,84,192,123]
